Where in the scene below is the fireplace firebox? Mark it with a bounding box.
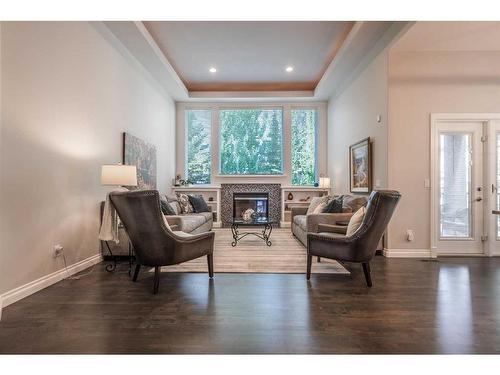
[233,192,269,220]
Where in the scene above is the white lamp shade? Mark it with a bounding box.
[319,177,331,189]
[101,165,138,187]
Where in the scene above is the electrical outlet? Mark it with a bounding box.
[406,230,415,242]
[53,244,64,258]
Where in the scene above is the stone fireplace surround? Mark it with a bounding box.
[221,184,281,227]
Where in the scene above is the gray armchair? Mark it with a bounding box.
[109,190,214,294]
[307,190,401,287]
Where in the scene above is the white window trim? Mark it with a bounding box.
[176,102,327,187]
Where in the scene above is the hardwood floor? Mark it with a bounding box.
[1,256,500,354]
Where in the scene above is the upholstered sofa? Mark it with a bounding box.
[291,195,368,247]
[164,195,213,234]
[164,212,213,234]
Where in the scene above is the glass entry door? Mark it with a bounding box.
[435,121,484,255]
[486,120,500,256]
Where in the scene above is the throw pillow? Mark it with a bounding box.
[188,194,211,213]
[160,197,176,215]
[323,195,343,213]
[165,195,181,215]
[342,195,368,213]
[346,206,366,236]
[176,193,194,214]
[306,196,330,215]
[313,202,328,214]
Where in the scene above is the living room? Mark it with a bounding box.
[1,0,500,371]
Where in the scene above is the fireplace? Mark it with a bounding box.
[221,184,280,227]
[233,192,269,220]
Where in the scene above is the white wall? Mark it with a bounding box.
[0,22,176,296]
[175,102,328,187]
[327,51,388,194]
[387,50,500,250]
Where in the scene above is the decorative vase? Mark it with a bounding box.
[287,192,294,201]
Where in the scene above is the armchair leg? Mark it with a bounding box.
[153,266,160,294]
[362,262,372,287]
[207,253,214,278]
[317,256,321,263]
[132,264,141,282]
[306,254,312,280]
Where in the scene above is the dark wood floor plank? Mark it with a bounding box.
[1,257,500,354]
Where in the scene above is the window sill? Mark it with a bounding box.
[215,174,287,178]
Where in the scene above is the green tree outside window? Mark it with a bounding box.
[186,109,211,184]
[291,109,317,185]
[220,109,283,175]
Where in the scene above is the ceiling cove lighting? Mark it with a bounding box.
[209,67,217,73]
[285,66,294,72]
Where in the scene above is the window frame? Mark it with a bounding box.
[290,108,319,186]
[184,108,213,185]
[177,102,327,187]
[218,107,285,176]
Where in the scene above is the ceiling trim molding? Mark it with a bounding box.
[101,21,189,101]
[187,90,316,103]
[314,21,412,100]
[189,90,314,98]
[98,21,412,102]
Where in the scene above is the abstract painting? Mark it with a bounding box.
[349,137,371,193]
[123,132,157,190]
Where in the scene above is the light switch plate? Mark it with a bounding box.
[424,179,430,188]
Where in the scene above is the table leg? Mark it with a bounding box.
[231,224,239,247]
[263,223,273,246]
[104,241,117,272]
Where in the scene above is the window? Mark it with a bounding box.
[291,109,317,185]
[186,109,211,184]
[219,109,283,175]
[439,132,472,238]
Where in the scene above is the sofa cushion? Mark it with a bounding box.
[180,214,206,233]
[196,212,213,223]
[160,197,176,215]
[176,193,194,214]
[306,196,330,215]
[342,195,368,213]
[346,206,366,236]
[324,195,343,213]
[313,202,328,213]
[165,195,181,215]
[188,194,211,213]
[293,215,307,231]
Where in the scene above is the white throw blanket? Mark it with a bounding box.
[99,189,127,243]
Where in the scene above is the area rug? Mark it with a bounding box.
[158,228,349,274]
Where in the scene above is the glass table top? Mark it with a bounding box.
[229,217,277,226]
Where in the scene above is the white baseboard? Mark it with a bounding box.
[0,253,102,318]
[383,248,432,258]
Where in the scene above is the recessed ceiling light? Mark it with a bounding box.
[286,66,294,72]
[209,67,217,73]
